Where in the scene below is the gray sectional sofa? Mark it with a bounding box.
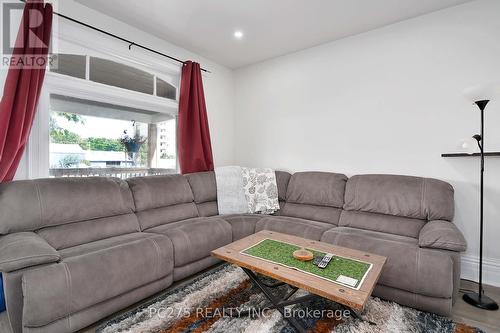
[0,171,467,333]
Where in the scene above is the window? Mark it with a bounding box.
[50,54,86,79]
[23,26,181,180]
[49,54,177,101]
[89,57,154,95]
[156,77,176,99]
[49,95,177,178]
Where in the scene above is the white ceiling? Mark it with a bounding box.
[75,0,473,69]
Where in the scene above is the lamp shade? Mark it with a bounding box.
[463,83,499,102]
[460,137,480,155]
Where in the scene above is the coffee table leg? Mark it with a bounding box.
[234,268,376,330]
[242,268,308,333]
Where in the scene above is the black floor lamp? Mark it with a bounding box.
[461,88,499,311]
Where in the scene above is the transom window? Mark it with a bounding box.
[50,54,176,101]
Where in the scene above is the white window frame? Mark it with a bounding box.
[26,21,181,179]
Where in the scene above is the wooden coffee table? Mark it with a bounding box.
[211,230,386,333]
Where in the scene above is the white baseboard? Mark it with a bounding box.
[461,255,500,287]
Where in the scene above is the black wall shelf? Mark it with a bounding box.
[442,152,500,157]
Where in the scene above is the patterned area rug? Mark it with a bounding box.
[97,264,483,333]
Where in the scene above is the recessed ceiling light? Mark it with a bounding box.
[233,30,244,39]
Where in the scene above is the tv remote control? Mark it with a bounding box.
[313,256,323,266]
[318,253,333,268]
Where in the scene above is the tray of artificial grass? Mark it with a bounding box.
[241,239,372,290]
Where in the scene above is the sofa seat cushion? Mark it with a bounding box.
[146,217,232,267]
[220,214,264,240]
[255,216,334,240]
[22,232,173,328]
[321,227,453,299]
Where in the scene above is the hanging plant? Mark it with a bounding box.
[120,121,146,153]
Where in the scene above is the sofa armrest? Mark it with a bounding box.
[0,232,60,272]
[419,220,467,252]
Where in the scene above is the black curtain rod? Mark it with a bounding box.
[20,0,211,73]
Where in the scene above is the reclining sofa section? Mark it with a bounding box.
[0,171,466,333]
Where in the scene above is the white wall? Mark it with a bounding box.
[234,0,500,285]
[2,0,235,179]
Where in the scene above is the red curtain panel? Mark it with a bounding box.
[0,1,53,182]
[178,61,214,174]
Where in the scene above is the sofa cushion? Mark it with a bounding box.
[22,232,173,328]
[281,171,347,225]
[255,216,334,240]
[280,203,342,225]
[285,171,347,207]
[127,175,198,229]
[344,174,454,221]
[275,171,291,201]
[127,175,194,211]
[338,210,425,239]
[185,171,218,217]
[221,214,263,240]
[419,220,467,252]
[195,201,218,217]
[37,213,140,250]
[0,177,135,235]
[135,204,199,231]
[58,233,160,259]
[0,232,60,272]
[321,227,454,299]
[146,217,232,267]
[185,172,217,204]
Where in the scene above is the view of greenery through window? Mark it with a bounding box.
[50,111,149,168]
[50,113,122,152]
[49,106,177,177]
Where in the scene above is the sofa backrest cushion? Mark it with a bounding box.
[37,214,140,250]
[275,171,291,202]
[0,177,136,235]
[185,171,218,217]
[281,171,347,225]
[338,210,426,238]
[341,174,454,238]
[274,171,291,213]
[343,174,454,221]
[127,175,198,229]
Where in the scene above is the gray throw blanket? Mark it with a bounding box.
[215,166,280,215]
[214,166,248,215]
